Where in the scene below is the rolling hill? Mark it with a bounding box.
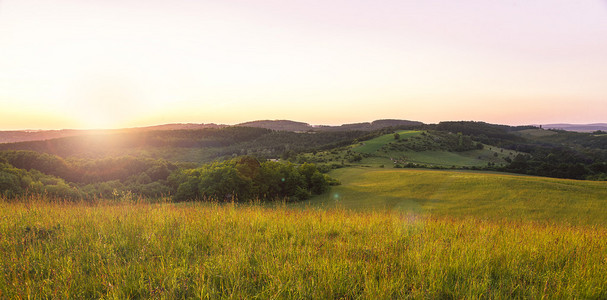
[541,123,607,132]
[235,120,312,131]
[1,120,606,203]
[0,123,225,144]
[297,130,517,169]
[305,167,607,225]
[0,119,422,144]
[236,119,423,132]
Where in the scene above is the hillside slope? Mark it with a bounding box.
[296,130,516,169]
[0,123,225,144]
[236,119,423,132]
[236,120,312,131]
[306,167,607,225]
[542,123,607,132]
[0,119,422,143]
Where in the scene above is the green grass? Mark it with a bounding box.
[349,130,517,168]
[297,130,519,169]
[516,128,558,138]
[348,149,516,169]
[390,149,507,167]
[307,167,607,225]
[2,199,607,298]
[3,165,606,298]
[353,130,421,154]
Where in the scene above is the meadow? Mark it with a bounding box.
[353,130,422,154]
[2,198,607,299]
[298,130,518,169]
[308,168,607,225]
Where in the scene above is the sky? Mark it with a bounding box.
[1,0,606,130]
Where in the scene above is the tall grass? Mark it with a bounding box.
[309,168,607,225]
[1,198,606,298]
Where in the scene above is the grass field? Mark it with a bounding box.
[353,130,422,154]
[307,167,607,225]
[2,199,607,298]
[3,165,607,298]
[515,128,558,138]
[395,149,506,167]
[349,130,517,168]
[295,130,518,169]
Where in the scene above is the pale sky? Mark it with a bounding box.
[1,0,606,129]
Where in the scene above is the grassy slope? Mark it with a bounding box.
[2,200,606,298]
[399,149,510,167]
[307,167,607,225]
[350,130,516,167]
[295,130,517,169]
[354,130,421,154]
[516,128,558,138]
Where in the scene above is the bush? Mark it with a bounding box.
[171,157,338,202]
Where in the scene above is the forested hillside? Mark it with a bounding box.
[1,122,606,201]
[0,126,382,200]
[0,123,225,144]
[0,119,422,144]
[0,127,375,162]
[428,122,607,180]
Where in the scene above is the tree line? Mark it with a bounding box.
[0,151,338,201]
[0,127,376,164]
[169,156,338,202]
[429,121,607,180]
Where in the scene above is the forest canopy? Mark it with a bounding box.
[0,150,337,202]
[170,157,338,202]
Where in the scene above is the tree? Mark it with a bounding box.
[0,170,21,197]
[171,157,337,202]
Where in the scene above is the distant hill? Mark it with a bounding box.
[0,130,84,144]
[236,120,312,132]
[130,123,226,131]
[315,119,423,131]
[541,123,607,132]
[0,123,225,144]
[0,119,423,144]
[237,119,423,132]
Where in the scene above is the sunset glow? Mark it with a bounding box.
[1,0,606,129]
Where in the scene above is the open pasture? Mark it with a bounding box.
[1,199,607,298]
[308,168,607,225]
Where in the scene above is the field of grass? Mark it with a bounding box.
[353,130,422,154]
[393,149,508,167]
[307,167,607,225]
[2,199,607,298]
[515,128,558,138]
[295,130,519,169]
[349,130,517,168]
[348,148,516,168]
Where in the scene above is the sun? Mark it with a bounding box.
[65,73,143,129]
[73,112,115,130]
